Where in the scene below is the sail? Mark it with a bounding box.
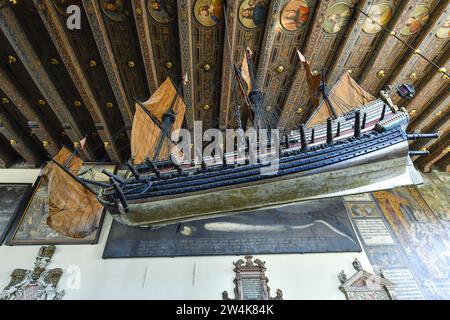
[42,147,103,238]
[131,78,186,164]
[297,50,321,110]
[307,72,375,127]
[241,47,253,94]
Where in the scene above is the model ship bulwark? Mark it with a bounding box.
[99,98,429,227]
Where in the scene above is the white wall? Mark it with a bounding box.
[0,169,372,300]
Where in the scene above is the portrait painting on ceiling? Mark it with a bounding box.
[362,3,393,34]
[280,0,310,31]
[194,0,224,27]
[239,0,269,29]
[147,0,177,24]
[400,5,430,36]
[436,15,450,39]
[322,2,352,34]
[100,0,128,22]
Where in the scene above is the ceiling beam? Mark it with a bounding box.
[131,0,159,94]
[387,4,449,104]
[409,92,449,156]
[33,0,122,163]
[0,133,16,168]
[405,57,449,124]
[415,131,450,173]
[218,0,239,130]
[0,69,59,156]
[359,0,440,94]
[255,0,285,89]
[435,153,449,172]
[177,0,195,130]
[0,7,95,160]
[326,0,376,85]
[278,0,336,130]
[82,0,133,130]
[0,112,38,166]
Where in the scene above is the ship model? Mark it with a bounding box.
[40,49,438,238]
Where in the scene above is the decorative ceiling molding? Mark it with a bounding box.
[34,0,123,163]
[131,0,159,94]
[359,0,426,94]
[219,0,239,130]
[327,0,388,85]
[388,3,449,103]
[177,0,195,130]
[436,153,449,172]
[82,0,133,130]
[0,7,94,160]
[0,69,59,156]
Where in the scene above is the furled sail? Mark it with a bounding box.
[41,147,103,238]
[307,72,376,127]
[131,78,186,164]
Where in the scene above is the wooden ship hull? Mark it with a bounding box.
[99,99,427,227]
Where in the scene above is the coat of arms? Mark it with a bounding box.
[0,245,64,300]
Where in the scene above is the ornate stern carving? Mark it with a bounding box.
[338,258,396,300]
[222,256,283,300]
[0,245,64,300]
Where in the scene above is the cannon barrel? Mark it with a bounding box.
[407,133,439,140]
[102,169,125,184]
[409,150,430,156]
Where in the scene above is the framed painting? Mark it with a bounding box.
[6,164,116,245]
[0,183,32,245]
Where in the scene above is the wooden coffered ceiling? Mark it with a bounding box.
[0,0,448,172]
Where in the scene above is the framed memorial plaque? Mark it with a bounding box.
[0,183,32,245]
[6,164,116,245]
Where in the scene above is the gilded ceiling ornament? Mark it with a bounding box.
[128,60,135,68]
[295,107,303,114]
[10,139,17,145]
[42,140,50,148]
[147,0,176,24]
[276,65,284,73]
[400,5,430,36]
[202,104,210,110]
[50,58,59,65]
[100,0,129,22]
[106,102,114,108]
[362,3,393,35]
[377,70,385,78]
[436,15,450,39]
[280,0,310,31]
[8,55,17,63]
[74,101,82,107]
[322,2,351,34]
[89,60,97,67]
[37,99,46,106]
[2,97,10,104]
[165,61,173,69]
[203,63,211,71]
[409,72,417,79]
[194,0,223,27]
[104,141,110,148]
[239,0,269,29]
